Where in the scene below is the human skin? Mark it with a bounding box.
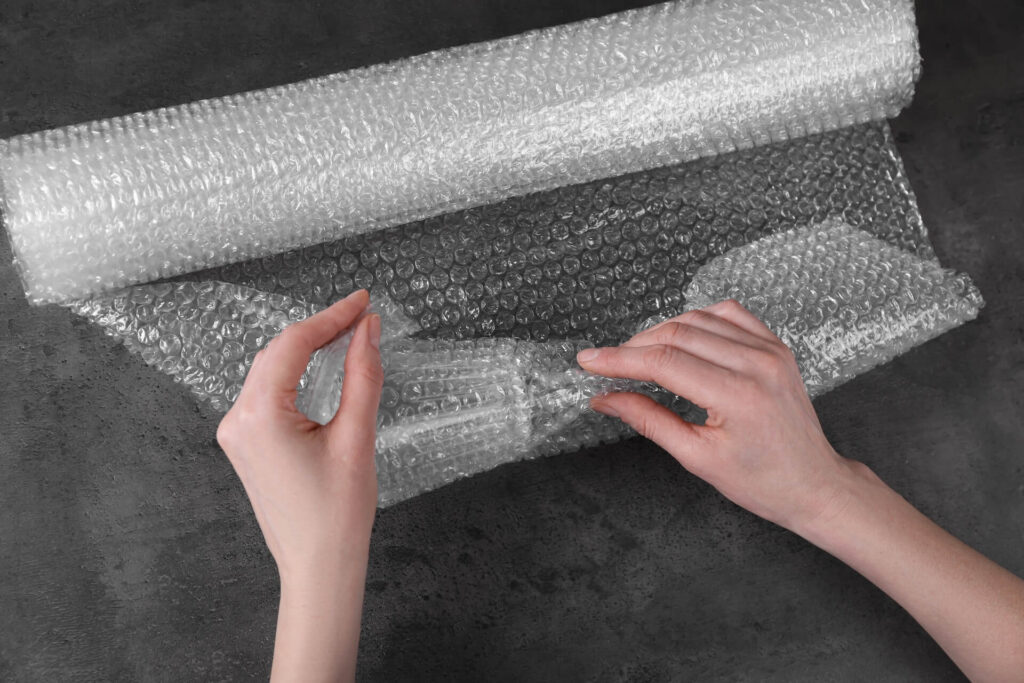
[216,289,383,683]
[578,299,1024,683]
[218,294,1024,682]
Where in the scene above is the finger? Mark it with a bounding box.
[622,321,769,372]
[627,308,772,351]
[233,348,267,406]
[700,299,780,343]
[591,392,712,476]
[577,344,733,409]
[249,289,370,397]
[327,314,384,461]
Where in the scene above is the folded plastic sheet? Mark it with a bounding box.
[1,0,919,304]
[74,222,982,506]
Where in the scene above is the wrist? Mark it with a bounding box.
[278,539,371,598]
[789,457,891,545]
[272,552,367,683]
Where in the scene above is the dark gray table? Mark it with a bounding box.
[2,1,1021,680]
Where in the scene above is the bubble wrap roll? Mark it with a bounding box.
[73,220,982,506]
[1,0,919,304]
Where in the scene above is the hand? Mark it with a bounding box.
[576,298,858,532]
[216,289,383,683]
[579,299,1024,681]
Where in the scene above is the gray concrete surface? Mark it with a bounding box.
[1,1,1022,680]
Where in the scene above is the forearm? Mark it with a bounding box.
[271,552,369,683]
[795,461,1024,682]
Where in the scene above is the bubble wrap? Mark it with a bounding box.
[199,122,931,345]
[313,337,692,505]
[69,282,417,413]
[681,220,984,397]
[1,0,919,304]
[73,220,982,505]
[70,280,683,504]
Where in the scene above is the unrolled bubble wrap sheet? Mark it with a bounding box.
[200,122,931,346]
[74,221,982,506]
[69,282,419,412]
[680,220,984,397]
[2,0,920,304]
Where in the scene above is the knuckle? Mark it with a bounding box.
[732,372,762,398]
[228,403,263,431]
[351,360,384,387]
[635,413,658,442]
[722,298,747,313]
[640,344,674,373]
[775,340,797,360]
[215,414,237,449]
[757,348,792,381]
[682,309,713,325]
[666,322,697,346]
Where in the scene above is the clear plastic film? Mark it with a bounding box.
[68,282,417,412]
[74,222,982,506]
[680,220,984,397]
[10,0,983,505]
[1,0,919,304]
[197,122,931,346]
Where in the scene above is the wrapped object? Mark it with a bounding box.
[2,0,919,304]
[75,222,983,506]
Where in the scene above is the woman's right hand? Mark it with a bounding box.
[576,298,863,533]
[578,299,1024,682]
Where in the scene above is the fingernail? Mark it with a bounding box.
[576,348,600,364]
[591,399,619,418]
[368,314,381,349]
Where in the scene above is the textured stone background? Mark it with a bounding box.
[1,1,1022,680]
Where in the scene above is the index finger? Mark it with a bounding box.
[577,343,734,410]
[699,299,780,343]
[247,289,371,398]
[625,307,773,351]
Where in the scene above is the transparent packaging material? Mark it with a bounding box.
[680,220,984,397]
[1,0,919,304]
[198,122,931,346]
[69,282,417,412]
[74,222,982,506]
[314,337,694,504]
[11,0,981,505]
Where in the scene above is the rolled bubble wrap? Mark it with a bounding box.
[2,0,919,304]
[74,222,982,506]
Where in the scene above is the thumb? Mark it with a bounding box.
[326,314,383,463]
[592,392,710,475]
